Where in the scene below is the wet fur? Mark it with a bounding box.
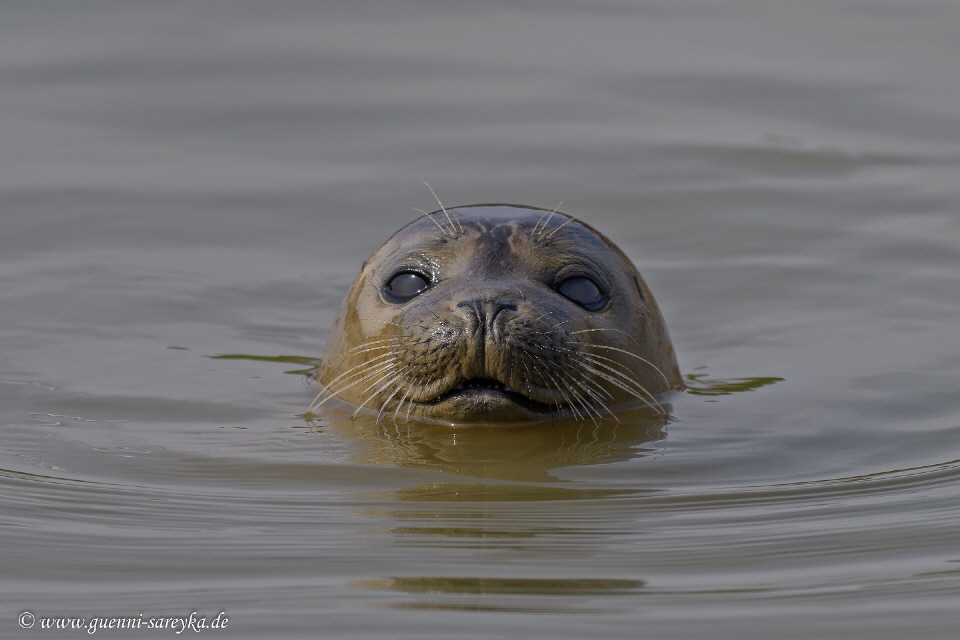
[314,204,682,425]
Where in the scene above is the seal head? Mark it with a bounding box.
[316,204,682,425]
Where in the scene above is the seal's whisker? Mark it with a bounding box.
[565,347,637,376]
[411,373,434,420]
[423,182,461,235]
[376,370,412,423]
[405,375,424,422]
[350,358,402,400]
[392,378,416,421]
[312,366,395,413]
[547,354,615,403]
[558,372,601,424]
[309,353,395,409]
[532,201,563,239]
[524,354,570,414]
[449,207,464,234]
[564,341,669,386]
[577,352,648,390]
[516,358,576,414]
[353,318,410,329]
[583,362,666,415]
[567,373,616,421]
[549,315,627,331]
[549,316,603,330]
[388,369,424,423]
[532,211,550,238]
[542,213,578,241]
[567,371,608,421]
[322,338,401,371]
[570,369,617,406]
[564,383,602,423]
[372,372,411,422]
[346,341,403,356]
[346,337,396,348]
[545,343,664,414]
[312,350,396,399]
[311,358,398,411]
[575,350,664,411]
[517,359,539,398]
[412,207,452,238]
[523,349,594,416]
[527,353,592,422]
[352,369,406,418]
[569,327,641,346]
[578,361,663,415]
[577,343,672,390]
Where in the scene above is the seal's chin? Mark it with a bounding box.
[427,377,566,423]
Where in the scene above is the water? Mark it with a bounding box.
[3,2,959,638]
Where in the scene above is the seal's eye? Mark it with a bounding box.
[558,276,606,311]
[385,271,430,302]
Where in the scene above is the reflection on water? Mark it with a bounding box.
[683,371,784,397]
[363,576,644,595]
[385,482,635,503]
[359,577,645,613]
[209,353,321,376]
[304,402,666,482]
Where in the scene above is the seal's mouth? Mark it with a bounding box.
[433,377,564,415]
[448,377,511,394]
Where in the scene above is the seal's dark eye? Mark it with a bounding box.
[558,276,606,311]
[385,271,430,302]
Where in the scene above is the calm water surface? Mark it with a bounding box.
[2,3,959,638]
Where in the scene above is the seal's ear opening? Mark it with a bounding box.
[634,276,646,303]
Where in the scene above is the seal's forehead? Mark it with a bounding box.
[448,204,552,223]
[392,204,582,241]
[362,203,642,286]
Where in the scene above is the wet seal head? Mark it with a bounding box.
[314,204,683,425]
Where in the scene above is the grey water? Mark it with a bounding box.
[2,2,959,638]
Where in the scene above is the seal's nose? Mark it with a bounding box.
[457,296,518,338]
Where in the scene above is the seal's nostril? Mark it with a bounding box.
[482,300,517,324]
[458,298,518,333]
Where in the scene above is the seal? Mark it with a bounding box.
[313,204,682,425]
